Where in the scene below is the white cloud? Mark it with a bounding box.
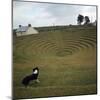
[13,1,97,29]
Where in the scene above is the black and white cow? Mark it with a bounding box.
[22,67,40,87]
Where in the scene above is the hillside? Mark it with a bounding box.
[13,25,97,99]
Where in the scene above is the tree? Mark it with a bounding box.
[84,16,90,25]
[77,14,84,25]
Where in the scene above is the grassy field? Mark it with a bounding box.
[13,26,97,99]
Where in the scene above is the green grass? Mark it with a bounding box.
[13,26,97,99]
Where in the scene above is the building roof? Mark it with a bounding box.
[16,26,28,32]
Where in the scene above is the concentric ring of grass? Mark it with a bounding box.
[14,29,96,59]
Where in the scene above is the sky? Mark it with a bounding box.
[13,0,97,29]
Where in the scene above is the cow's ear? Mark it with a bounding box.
[35,67,38,69]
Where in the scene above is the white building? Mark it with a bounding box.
[16,24,38,37]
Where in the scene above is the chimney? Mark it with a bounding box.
[19,25,21,27]
[28,24,31,27]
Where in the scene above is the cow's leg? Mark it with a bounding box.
[35,79,40,83]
